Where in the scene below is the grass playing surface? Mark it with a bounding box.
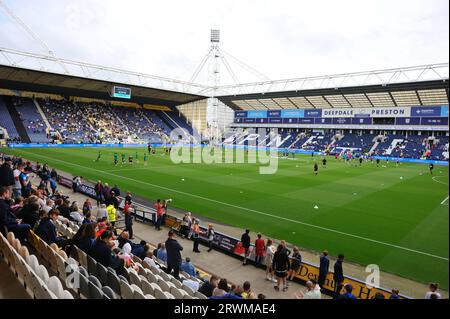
[3,146,449,289]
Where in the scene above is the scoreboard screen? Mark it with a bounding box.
[112,86,131,99]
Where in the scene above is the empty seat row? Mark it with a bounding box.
[0,232,74,299]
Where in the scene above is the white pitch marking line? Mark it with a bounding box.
[441,196,449,206]
[15,149,450,262]
[432,176,449,186]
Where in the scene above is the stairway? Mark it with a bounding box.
[369,141,379,154]
[33,99,52,130]
[4,97,31,143]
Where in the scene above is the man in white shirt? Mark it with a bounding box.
[182,278,200,292]
[425,283,441,299]
[143,251,160,269]
[295,280,322,299]
[69,210,84,223]
[13,163,24,199]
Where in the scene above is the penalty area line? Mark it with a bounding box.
[15,149,450,262]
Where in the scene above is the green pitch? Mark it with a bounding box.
[3,147,449,289]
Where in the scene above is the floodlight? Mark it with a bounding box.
[211,29,220,43]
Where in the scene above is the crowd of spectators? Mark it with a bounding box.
[38,98,168,144]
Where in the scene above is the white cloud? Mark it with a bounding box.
[0,0,448,85]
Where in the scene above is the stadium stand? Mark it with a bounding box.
[1,93,446,161]
[0,96,20,140]
[11,97,50,144]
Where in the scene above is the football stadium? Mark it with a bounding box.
[0,0,448,304]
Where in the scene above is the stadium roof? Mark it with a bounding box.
[217,64,449,110]
[1,48,449,109]
[218,79,450,110]
[0,64,206,107]
[0,47,208,106]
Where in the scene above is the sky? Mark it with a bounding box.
[0,0,448,86]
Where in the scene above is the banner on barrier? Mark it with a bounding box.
[167,215,409,299]
[235,105,449,119]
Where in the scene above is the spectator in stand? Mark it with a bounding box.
[90,230,128,279]
[121,242,134,267]
[12,163,24,199]
[339,284,356,299]
[295,280,322,299]
[123,201,134,239]
[280,240,292,256]
[232,286,244,298]
[241,229,251,265]
[117,231,131,250]
[111,184,120,197]
[82,198,92,216]
[180,257,197,278]
[212,278,229,297]
[206,224,215,252]
[153,243,162,258]
[110,191,119,209]
[82,212,93,224]
[39,163,50,191]
[265,239,276,282]
[156,243,167,263]
[56,199,71,220]
[69,202,84,223]
[35,209,68,247]
[117,231,145,258]
[389,289,401,299]
[72,176,82,193]
[162,199,170,215]
[180,212,192,238]
[106,202,117,229]
[0,158,14,195]
[242,281,256,299]
[19,197,40,229]
[182,277,200,293]
[287,246,302,282]
[96,218,109,237]
[210,288,242,299]
[33,189,47,211]
[19,166,33,198]
[372,292,385,299]
[333,254,345,298]
[0,186,30,241]
[24,161,33,173]
[154,199,164,231]
[165,230,183,279]
[10,197,24,215]
[318,250,330,288]
[254,234,265,267]
[102,183,111,205]
[50,168,58,182]
[198,275,219,297]
[143,248,160,269]
[78,222,97,254]
[96,204,107,219]
[192,218,201,253]
[125,192,132,205]
[273,244,290,292]
[49,177,57,195]
[94,180,103,206]
[425,283,441,299]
